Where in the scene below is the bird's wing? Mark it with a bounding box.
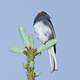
[43,19,56,38]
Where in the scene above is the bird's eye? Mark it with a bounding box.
[44,32,50,37]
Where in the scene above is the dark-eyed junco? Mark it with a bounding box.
[33,11,58,72]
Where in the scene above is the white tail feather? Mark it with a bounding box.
[48,46,58,71]
[48,51,54,71]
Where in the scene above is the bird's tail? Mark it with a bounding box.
[48,46,58,72]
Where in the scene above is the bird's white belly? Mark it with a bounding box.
[34,21,52,43]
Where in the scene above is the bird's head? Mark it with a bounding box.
[33,11,50,25]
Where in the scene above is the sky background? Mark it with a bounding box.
[0,0,80,80]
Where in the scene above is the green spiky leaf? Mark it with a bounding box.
[19,27,29,47]
[19,27,34,47]
[10,48,23,54]
[37,39,57,53]
[28,34,34,48]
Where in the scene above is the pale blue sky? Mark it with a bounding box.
[0,0,80,80]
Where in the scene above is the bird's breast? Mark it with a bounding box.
[34,21,52,43]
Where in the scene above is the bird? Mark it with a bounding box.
[33,11,58,72]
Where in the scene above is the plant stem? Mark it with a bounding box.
[26,58,35,80]
[23,47,37,80]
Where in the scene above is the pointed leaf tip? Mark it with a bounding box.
[19,27,30,47]
[28,34,34,47]
[19,27,34,47]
